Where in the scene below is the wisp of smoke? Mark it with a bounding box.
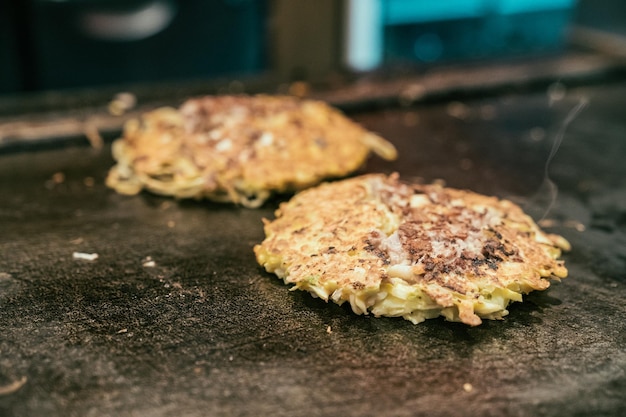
[529,96,588,221]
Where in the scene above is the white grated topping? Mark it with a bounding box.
[379,231,408,265]
[409,194,430,208]
[258,132,274,147]
[209,130,223,140]
[215,139,233,152]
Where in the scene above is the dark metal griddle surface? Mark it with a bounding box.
[1,81,625,417]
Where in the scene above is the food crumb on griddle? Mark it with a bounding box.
[142,256,156,267]
[0,376,28,396]
[72,252,99,261]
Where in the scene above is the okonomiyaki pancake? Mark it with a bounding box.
[106,95,396,207]
[254,173,570,326]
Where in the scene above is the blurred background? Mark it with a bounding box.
[1,0,625,95]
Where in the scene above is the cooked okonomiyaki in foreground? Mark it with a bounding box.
[106,95,396,207]
[254,173,570,326]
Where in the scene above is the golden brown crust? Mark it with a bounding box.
[106,95,396,207]
[254,173,570,326]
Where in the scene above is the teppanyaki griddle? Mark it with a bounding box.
[0,81,625,417]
